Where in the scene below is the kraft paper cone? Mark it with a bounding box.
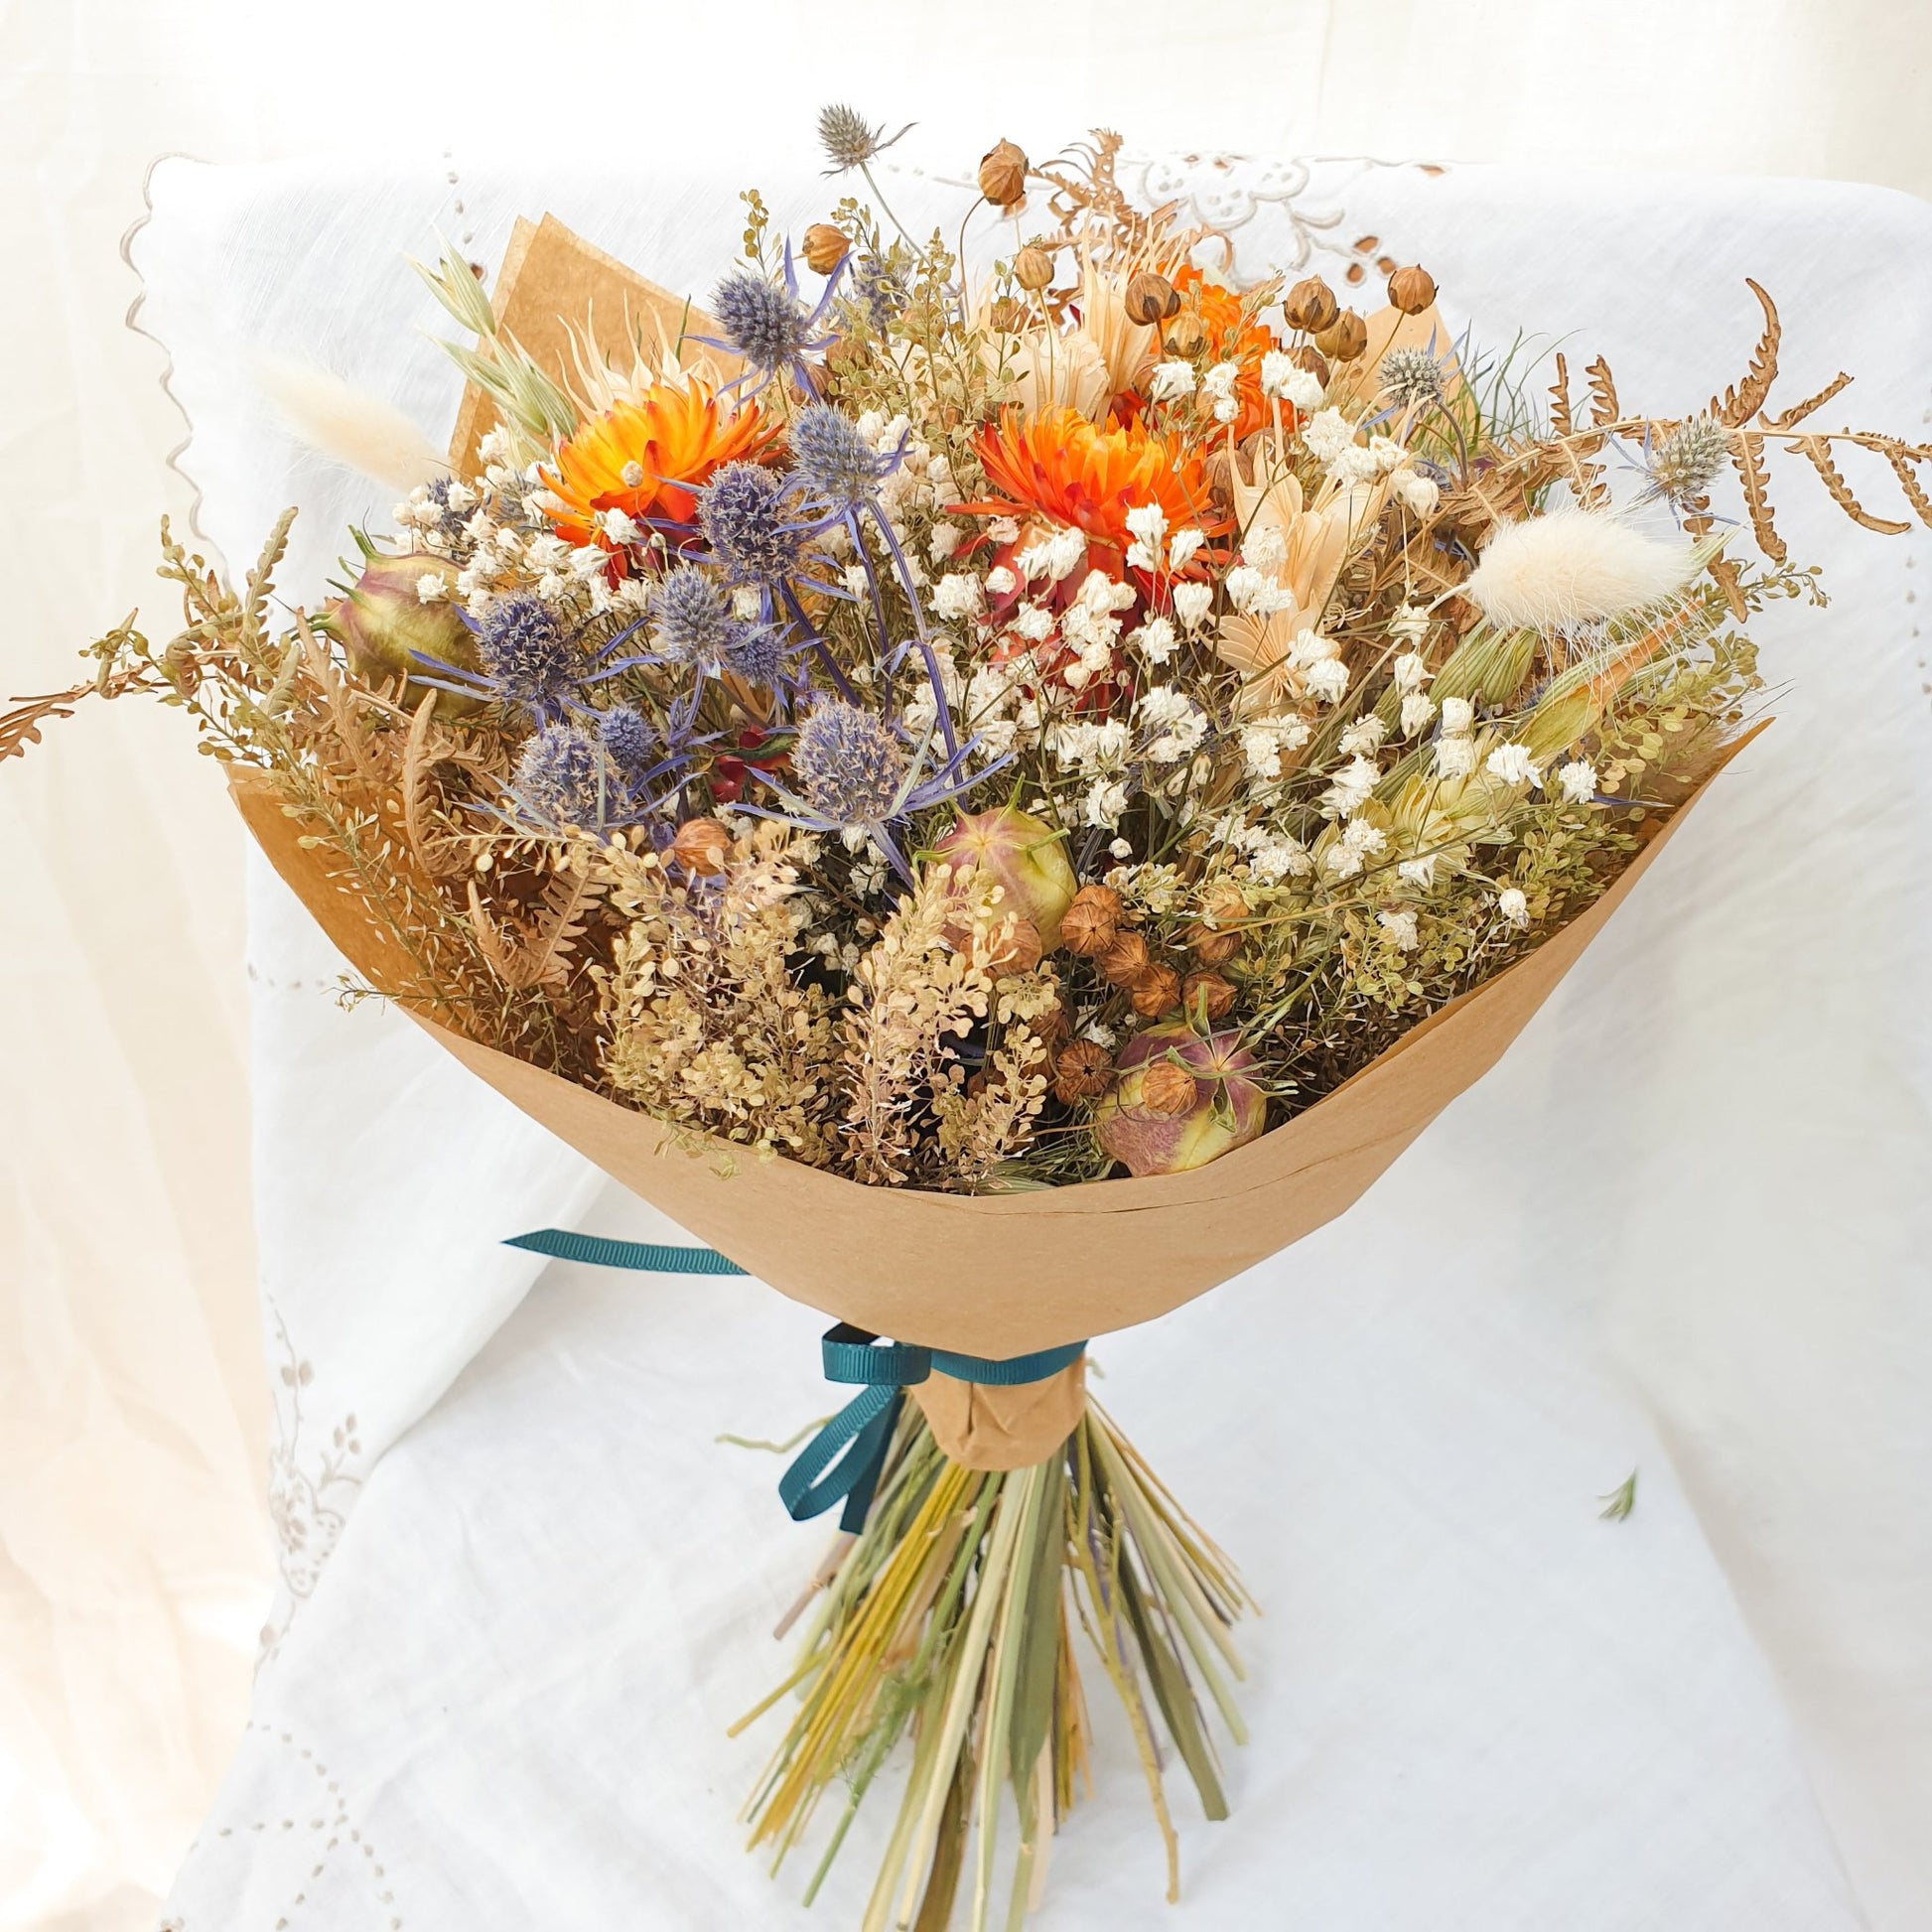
[230,732,1755,1361]
[911,1361,1089,1471]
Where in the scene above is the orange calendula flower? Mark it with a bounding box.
[966,406,1219,557]
[543,379,777,544]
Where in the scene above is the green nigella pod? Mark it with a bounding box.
[1095,1023,1267,1177]
[327,552,479,715]
[931,804,1077,949]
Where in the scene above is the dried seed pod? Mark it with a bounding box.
[1180,969,1236,1022]
[1060,884,1123,956]
[1138,1058,1198,1118]
[1386,264,1437,315]
[1053,1038,1115,1104]
[802,223,850,276]
[1014,244,1055,292]
[1163,312,1208,357]
[1097,929,1150,987]
[1283,275,1339,335]
[1124,270,1180,326]
[1185,885,1248,965]
[1130,964,1182,1019]
[671,817,731,876]
[987,914,1044,975]
[1315,310,1368,363]
[987,296,1032,336]
[1287,344,1330,385]
[978,139,1029,208]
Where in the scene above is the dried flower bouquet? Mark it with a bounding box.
[11,111,1928,1929]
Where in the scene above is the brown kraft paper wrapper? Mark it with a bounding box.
[911,1360,1089,1471]
[230,735,1755,1364]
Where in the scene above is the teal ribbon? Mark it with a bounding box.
[506,1227,1085,1532]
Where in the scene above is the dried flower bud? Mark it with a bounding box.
[987,914,1044,975]
[1283,276,1339,335]
[1059,884,1123,956]
[978,139,1029,208]
[802,223,850,276]
[988,296,1032,335]
[671,816,731,876]
[1130,964,1182,1019]
[1181,970,1236,1022]
[1163,313,1208,358]
[1097,929,1150,988]
[1014,245,1055,292]
[1053,1038,1115,1104]
[1124,271,1180,327]
[1386,264,1437,315]
[1314,310,1368,363]
[1139,1058,1198,1118]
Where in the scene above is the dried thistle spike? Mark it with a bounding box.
[1647,416,1730,507]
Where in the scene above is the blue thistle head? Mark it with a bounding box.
[477,594,578,715]
[649,566,732,663]
[698,461,807,586]
[721,620,786,686]
[712,270,817,378]
[513,721,603,825]
[789,403,891,508]
[596,703,657,777]
[792,702,907,825]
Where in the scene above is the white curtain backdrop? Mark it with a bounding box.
[4,6,1929,1929]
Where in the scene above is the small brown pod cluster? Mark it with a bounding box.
[1162,311,1208,358]
[985,915,1044,975]
[1180,970,1236,1022]
[1282,275,1339,335]
[1052,1038,1114,1104]
[1314,310,1368,363]
[801,223,850,276]
[1386,264,1437,315]
[1124,270,1181,327]
[978,139,1029,208]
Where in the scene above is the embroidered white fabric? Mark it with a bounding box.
[130,151,1932,1930]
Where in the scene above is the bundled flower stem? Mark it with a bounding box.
[736,1403,1246,1927]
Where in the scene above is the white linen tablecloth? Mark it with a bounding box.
[131,148,1932,1930]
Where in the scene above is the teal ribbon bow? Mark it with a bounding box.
[506,1228,1084,1533]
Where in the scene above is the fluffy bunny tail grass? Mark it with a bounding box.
[254,354,446,493]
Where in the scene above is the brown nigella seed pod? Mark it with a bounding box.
[1097,929,1150,987]
[802,223,850,276]
[1059,884,1123,957]
[1130,964,1182,1019]
[1163,312,1208,357]
[1139,1058,1198,1118]
[978,139,1029,208]
[1014,244,1055,292]
[1185,886,1248,965]
[1315,310,1369,362]
[987,915,1044,975]
[1386,263,1437,315]
[671,817,731,876]
[1282,275,1339,335]
[1053,1038,1115,1104]
[1287,344,1329,385]
[1181,969,1236,1022]
[987,296,1032,336]
[1124,270,1180,327]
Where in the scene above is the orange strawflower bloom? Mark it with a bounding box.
[543,379,777,543]
[966,406,1219,556]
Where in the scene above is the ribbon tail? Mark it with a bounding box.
[778,1385,900,1528]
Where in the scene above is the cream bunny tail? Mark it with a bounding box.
[254,354,446,493]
